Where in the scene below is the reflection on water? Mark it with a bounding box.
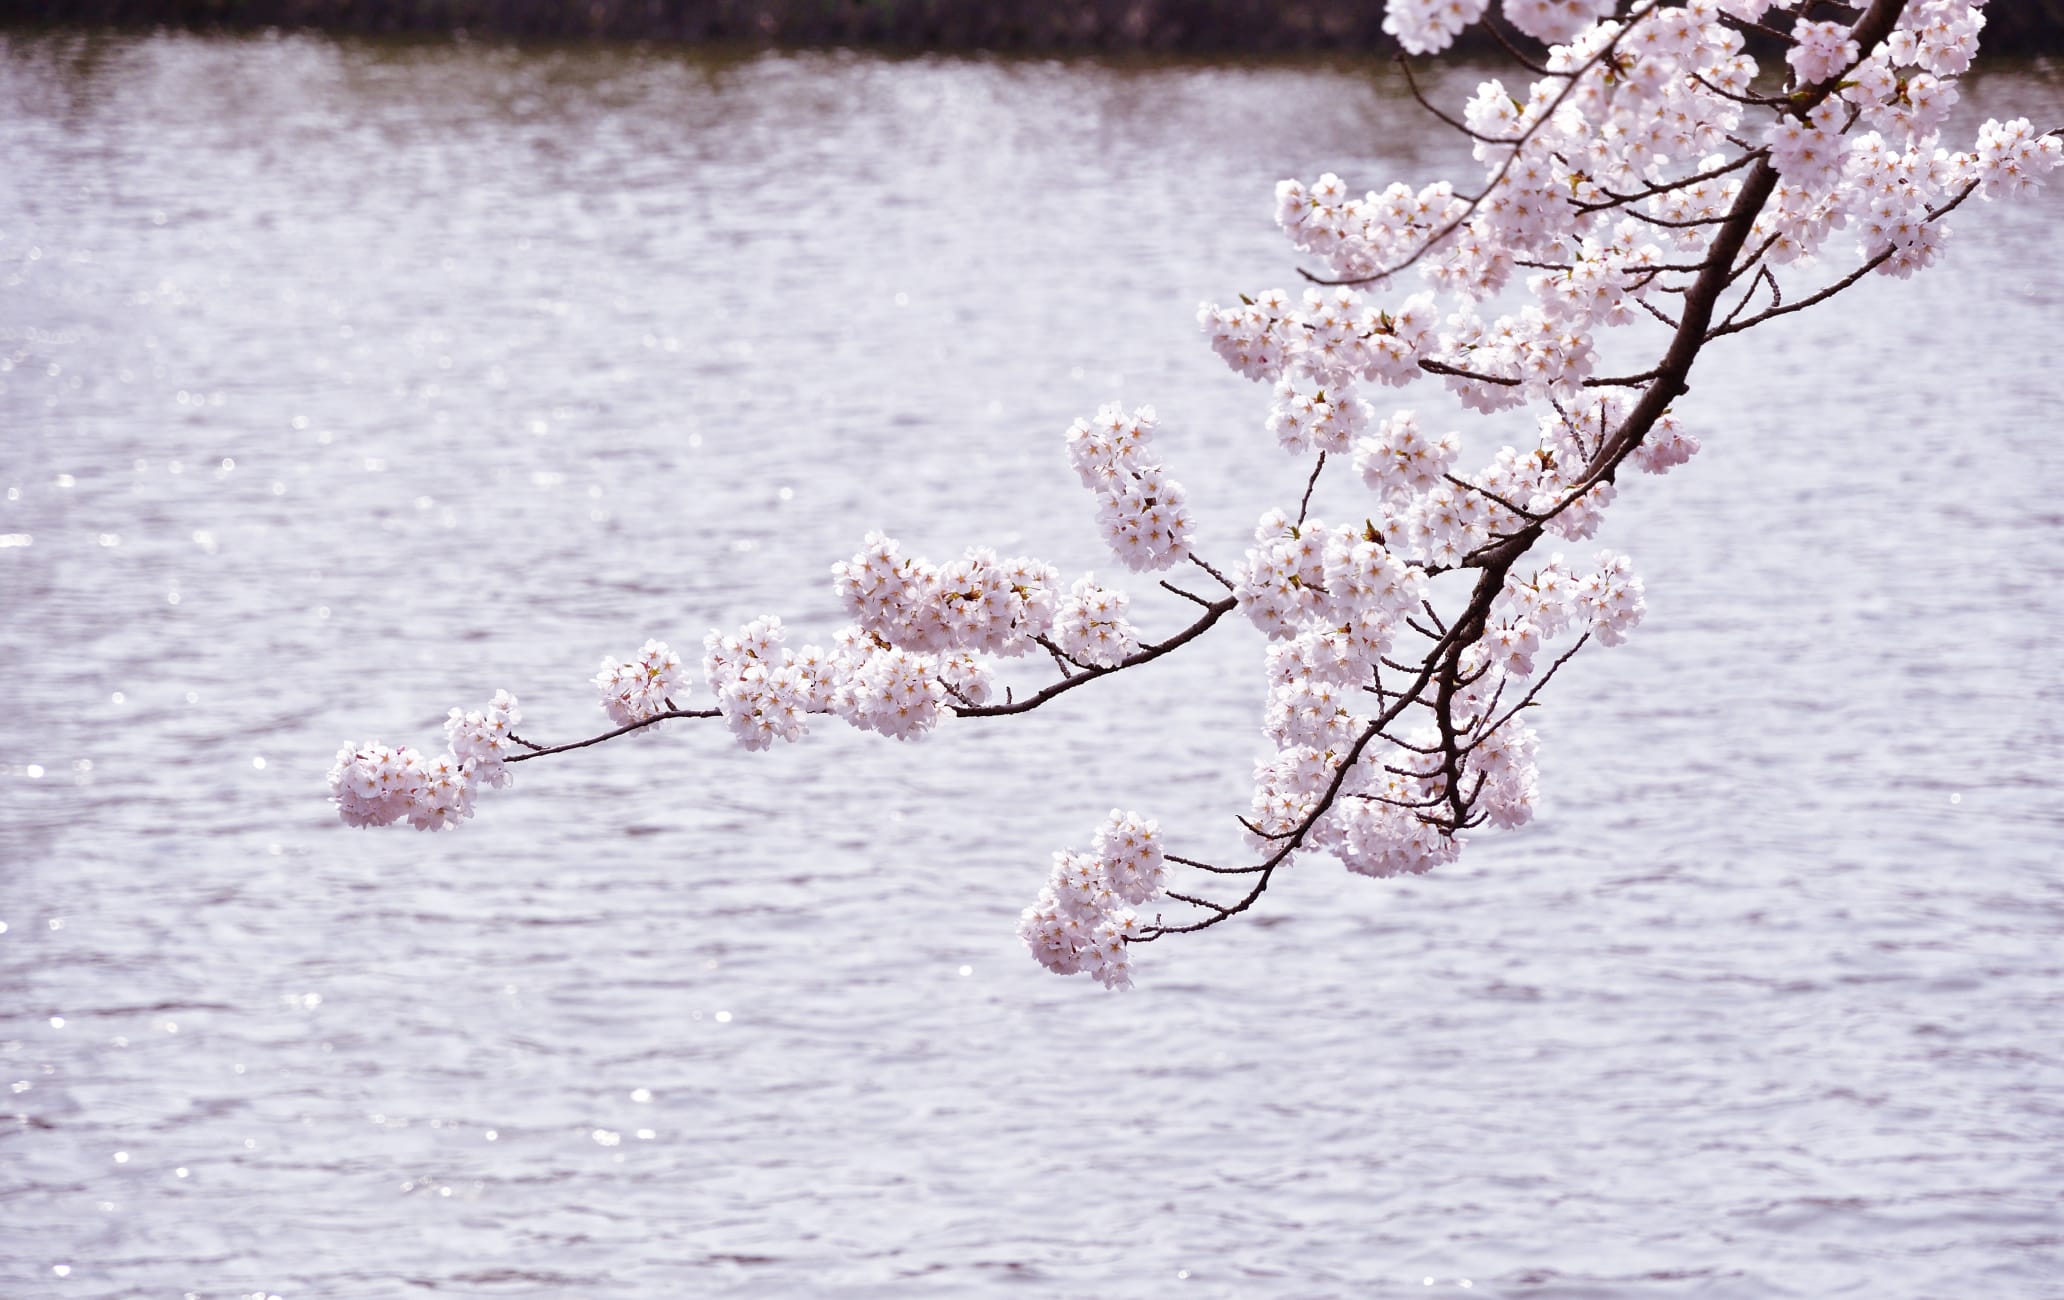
[2,31,2062,1300]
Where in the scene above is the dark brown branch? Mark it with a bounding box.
[1297,452,1328,526]
[1691,70,1790,108]
[1190,553,1237,591]
[1483,17,1554,74]
[1631,295,1682,330]
[1612,208,1740,231]
[1709,180,1981,339]
[955,596,1238,718]
[1714,9,1799,44]
[1237,815,1300,842]
[1468,631,1592,748]
[1443,472,1543,524]
[1165,889,1233,916]
[1399,55,1512,145]
[1419,357,1523,387]
[1158,580,1217,609]
[1348,786,1452,811]
[1582,368,1661,389]
[505,709,723,763]
[1572,152,1759,213]
[1167,853,1267,876]
[1032,633,1084,677]
[1716,262,1780,333]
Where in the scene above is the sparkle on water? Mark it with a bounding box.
[1,28,2061,1300]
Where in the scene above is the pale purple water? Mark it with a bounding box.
[1,32,2061,1300]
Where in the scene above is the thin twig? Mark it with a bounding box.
[1159,580,1216,609]
[1297,452,1328,526]
[955,598,1238,718]
[504,709,723,763]
[1709,181,1981,339]
[1419,357,1523,387]
[1167,853,1267,876]
[1302,10,1657,290]
[1573,152,1759,213]
[1190,553,1237,591]
[1443,473,1543,524]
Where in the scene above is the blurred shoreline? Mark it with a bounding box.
[3,0,2062,54]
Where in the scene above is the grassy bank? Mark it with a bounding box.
[2,0,2061,53]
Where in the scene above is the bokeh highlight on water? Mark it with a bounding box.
[1,32,2061,1299]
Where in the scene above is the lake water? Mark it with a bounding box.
[2,31,2061,1300]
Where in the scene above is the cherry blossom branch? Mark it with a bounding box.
[1419,357,1523,386]
[1543,0,1906,509]
[1468,631,1591,747]
[1137,575,1490,940]
[1166,853,1266,876]
[1709,180,1982,339]
[1296,452,1328,526]
[1397,56,1510,145]
[344,0,2064,993]
[1582,367,1664,388]
[1716,262,1782,334]
[1189,553,1237,590]
[1139,0,1928,946]
[1158,580,1220,609]
[1481,12,1553,77]
[1303,10,1655,290]
[505,709,722,763]
[1572,153,1759,213]
[1443,473,1543,524]
[952,593,1238,718]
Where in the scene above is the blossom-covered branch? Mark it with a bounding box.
[334,0,2060,992]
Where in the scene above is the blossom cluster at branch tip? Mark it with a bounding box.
[328,690,521,831]
[335,524,1169,831]
[1018,810,1167,989]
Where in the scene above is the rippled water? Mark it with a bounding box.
[2,31,2062,1299]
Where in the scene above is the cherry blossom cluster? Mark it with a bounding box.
[1386,0,1633,61]
[830,635,958,738]
[1751,7,2055,274]
[1017,810,1168,989]
[1953,116,2062,200]
[448,689,523,779]
[1236,533,1640,877]
[832,532,1060,656]
[1051,575,1141,668]
[1063,403,1196,571]
[1204,284,1443,386]
[327,690,520,831]
[595,640,685,726]
[703,616,834,750]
